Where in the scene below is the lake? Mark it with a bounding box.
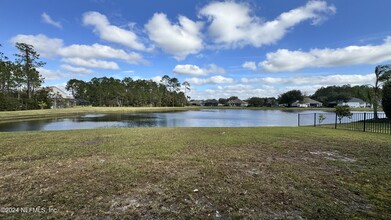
[0,109,333,132]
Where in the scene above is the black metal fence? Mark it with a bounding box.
[298,112,391,134]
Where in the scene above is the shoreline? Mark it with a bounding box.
[0,106,375,124]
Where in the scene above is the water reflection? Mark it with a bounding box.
[0,109,331,132]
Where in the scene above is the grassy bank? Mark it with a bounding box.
[0,106,199,123]
[0,127,390,219]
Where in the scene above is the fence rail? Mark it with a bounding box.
[298,112,391,134]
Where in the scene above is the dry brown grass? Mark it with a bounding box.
[0,127,390,219]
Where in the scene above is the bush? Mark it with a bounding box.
[0,94,22,111]
[335,106,352,124]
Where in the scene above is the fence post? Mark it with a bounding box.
[298,114,300,127]
[335,113,338,129]
[314,113,317,127]
[363,112,366,132]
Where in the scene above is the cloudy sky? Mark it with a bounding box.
[1,0,390,99]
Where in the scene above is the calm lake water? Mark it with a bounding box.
[0,109,333,132]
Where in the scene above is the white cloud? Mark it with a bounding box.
[41,12,62,29]
[151,76,162,83]
[242,61,257,71]
[62,58,119,70]
[145,13,203,60]
[199,1,335,48]
[60,64,94,74]
[83,11,147,51]
[121,70,134,74]
[189,84,281,99]
[260,37,391,72]
[240,74,375,86]
[10,34,146,70]
[10,34,63,58]
[38,68,69,81]
[173,64,225,76]
[59,43,145,64]
[174,64,205,76]
[185,75,234,85]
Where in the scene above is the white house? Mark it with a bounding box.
[338,98,367,108]
[227,99,248,107]
[48,86,73,99]
[47,86,75,108]
[291,97,323,108]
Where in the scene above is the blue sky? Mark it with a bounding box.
[1,0,391,99]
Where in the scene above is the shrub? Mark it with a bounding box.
[335,106,352,124]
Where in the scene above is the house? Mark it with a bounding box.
[264,97,278,107]
[338,98,367,108]
[204,99,219,106]
[190,100,204,106]
[327,101,338,108]
[227,99,248,107]
[291,97,323,108]
[291,101,308,108]
[303,97,323,107]
[47,86,76,108]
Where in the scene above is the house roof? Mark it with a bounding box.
[348,98,365,103]
[190,100,204,104]
[293,97,322,105]
[302,97,322,104]
[48,86,74,99]
[204,99,218,103]
[228,99,247,104]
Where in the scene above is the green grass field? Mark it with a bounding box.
[0,127,390,219]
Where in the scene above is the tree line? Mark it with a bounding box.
[311,85,374,106]
[0,43,49,111]
[66,75,190,107]
[277,84,381,107]
[276,65,391,119]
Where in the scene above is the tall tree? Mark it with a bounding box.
[218,98,228,105]
[0,44,12,94]
[182,81,191,101]
[169,77,180,107]
[66,79,85,98]
[247,97,265,107]
[228,96,239,101]
[382,81,391,119]
[14,43,45,98]
[374,65,391,119]
[278,90,303,107]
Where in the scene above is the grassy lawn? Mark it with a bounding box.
[0,127,390,219]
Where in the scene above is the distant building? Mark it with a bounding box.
[47,86,76,108]
[190,100,204,106]
[264,97,278,107]
[227,99,248,107]
[338,98,367,108]
[204,99,219,106]
[291,97,323,108]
